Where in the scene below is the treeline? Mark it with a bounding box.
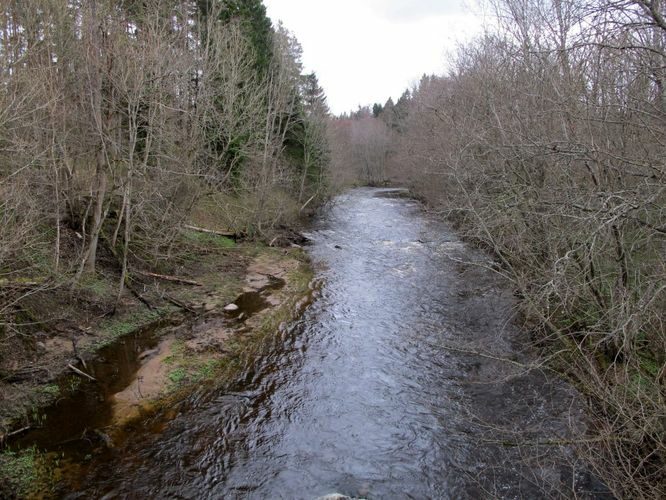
[0,0,329,296]
[328,97,408,187]
[343,0,666,497]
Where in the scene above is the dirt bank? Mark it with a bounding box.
[0,231,315,498]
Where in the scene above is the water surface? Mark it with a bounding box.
[72,188,603,499]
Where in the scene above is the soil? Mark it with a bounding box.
[0,226,309,443]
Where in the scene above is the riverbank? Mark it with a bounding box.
[393,182,664,498]
[0,228,315,498]
[61,187,607,498]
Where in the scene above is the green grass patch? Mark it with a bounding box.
[182,230,236,249]
[167,368,187,385]
[78,274,115,299]
[39,384,60,397]
[163,341,186,366]
[164,342,223,389]
[194,360,219,381]
[95,307,170,349]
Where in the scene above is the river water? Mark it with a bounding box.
[69,188,605,499]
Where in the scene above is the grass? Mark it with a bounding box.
[194,360,218,381]
[78,274,115,299]
[182,230,236,249]
[163,341,224,390]
[167,368,187,386]
[94,307,171,350]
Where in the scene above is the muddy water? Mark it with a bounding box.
[65,188,605,499]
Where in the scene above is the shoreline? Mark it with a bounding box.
[0,240,317,498]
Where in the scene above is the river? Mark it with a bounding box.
[68,188,606,499]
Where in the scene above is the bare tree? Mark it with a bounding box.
[378,0,665,497]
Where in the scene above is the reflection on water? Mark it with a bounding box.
[71,188,607,499]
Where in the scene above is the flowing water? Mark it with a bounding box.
[64,188,607,499]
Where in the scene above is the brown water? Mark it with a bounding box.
[38,188,611,498]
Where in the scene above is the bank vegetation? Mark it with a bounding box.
[0,0,331,441]
[336,0,665,497]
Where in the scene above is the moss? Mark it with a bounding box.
[65,376,81,394]
[0,447,54,498]
[163,341,185,366]
[39,385,60,398]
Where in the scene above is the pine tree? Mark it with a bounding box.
[296,72,330,205]
[197,0,273,75]
[372,102,384,118]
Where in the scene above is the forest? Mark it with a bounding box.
[0,0,665,498]
[0,0,330,493]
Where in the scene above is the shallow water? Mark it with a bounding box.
[65,188,607,499]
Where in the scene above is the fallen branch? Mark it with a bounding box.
[0,426,31,445]
[162,292,198,314]
[0,280,45,289]
[135,270,202,287]
[299,193,317,214]
[67,363,97,382]
[125,279,154,310]
[183,224,236,238]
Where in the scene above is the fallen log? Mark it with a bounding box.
[135,270,202,287]
[183,224,236,238]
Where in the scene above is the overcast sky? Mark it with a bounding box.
[263,0,483,115]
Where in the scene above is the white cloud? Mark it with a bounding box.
[263,0,482,114]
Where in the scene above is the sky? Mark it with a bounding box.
[263,0,484,115]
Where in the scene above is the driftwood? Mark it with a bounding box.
[183,224,236,238]
[67,363,97,382]
[135,270,202,287]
